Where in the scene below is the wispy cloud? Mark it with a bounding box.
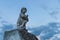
[0,17,16,32]
[49,10,58,19]
[0,17,16,40]
[28,22,60,40]
[49,34,60,40]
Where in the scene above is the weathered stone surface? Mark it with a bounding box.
[19,29,38,40]
[3,29,24,40]
[3,29,38,40]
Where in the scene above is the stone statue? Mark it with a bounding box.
[17,7,29,30]
[3,7,38,40]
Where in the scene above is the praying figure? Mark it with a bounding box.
[17,7,29,30]
[3,7,38,40]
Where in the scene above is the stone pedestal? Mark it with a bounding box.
[3,29,24,40]
[3,29,38,40]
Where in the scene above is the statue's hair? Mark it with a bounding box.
[21,7,27,13]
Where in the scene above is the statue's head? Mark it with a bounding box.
[21,7,27,14]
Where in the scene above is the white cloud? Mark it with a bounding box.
[40,31,47,36]
[49,34,60,40]
[37,35,41,40]
[49,10,59,19]
[28,30,32,33]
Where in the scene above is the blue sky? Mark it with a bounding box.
[0,0,60,27]
[0,0,60,40]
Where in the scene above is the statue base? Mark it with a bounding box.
[3,29,38,40]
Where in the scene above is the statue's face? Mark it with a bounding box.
[21,8,27,14]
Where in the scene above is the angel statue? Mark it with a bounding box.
[3,7,38,40]
[17,7,29,30]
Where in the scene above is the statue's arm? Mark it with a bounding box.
[26,15,29,22]
[20,13,29,21]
